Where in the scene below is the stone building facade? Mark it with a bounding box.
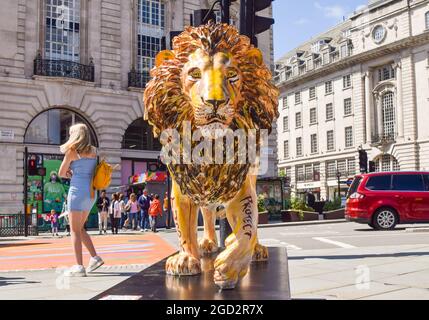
[0,0,275,215]
[275,0,429,200]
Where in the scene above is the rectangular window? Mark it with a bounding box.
[305,165,313,181]
[348,159,356,176]
[295,91,301,104]
[309,86,316,100]
[392,175,425,191]
[343,74,352,88]
[366,175,392,191]
[337,160,347,176]
[283,96,288,109]
[327,130,335,151]
[378,65,395,82]
[344,98,352,116]
[310,134,318,154]
[345,126,354,148]
[283,140,289,159]
[45,0,81,61]
[297,166,304,182]
[296,137,303,157]
[137,0,165,85]
[326,103,334,121]
[310,108,317,125]
[295,112,302,128]
[325,81,333,94]
[340,45,347,58]
[283,116,289,132]
[327,161,337,179]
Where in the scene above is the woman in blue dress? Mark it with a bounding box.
[59,124,104,277]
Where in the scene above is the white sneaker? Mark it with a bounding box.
[64,265,86,277]
[87,256,104,273]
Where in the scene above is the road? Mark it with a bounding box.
[160,221,429,300]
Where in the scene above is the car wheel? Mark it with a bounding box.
[373,208,398,230]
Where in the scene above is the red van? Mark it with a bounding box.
[345,172,429,230]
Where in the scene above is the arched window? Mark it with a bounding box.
[122,119,161,151]
[382,91,395,138]
[25,108,97,146]
[373,154,400,172]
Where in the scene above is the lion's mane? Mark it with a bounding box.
[143,22,279,205]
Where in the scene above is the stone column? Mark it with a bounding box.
[394,62,404,138]
[364,71,373,143]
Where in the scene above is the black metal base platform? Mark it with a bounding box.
[93,247,291,300]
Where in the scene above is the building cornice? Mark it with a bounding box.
[276,31,429,92]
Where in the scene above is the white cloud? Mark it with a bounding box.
[314,2,347,20]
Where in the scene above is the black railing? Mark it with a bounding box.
[128,69,151,88]
[0,214,38,237]
[371,133,396,144]
[34,52,94,82]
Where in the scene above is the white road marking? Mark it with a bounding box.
[279,231,339,236]
[259,239,302,250]
[312,237,356,249]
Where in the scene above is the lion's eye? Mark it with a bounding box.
[189,68,202,80]
[226,69,238,80]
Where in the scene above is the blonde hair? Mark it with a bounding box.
[60,123,92,154]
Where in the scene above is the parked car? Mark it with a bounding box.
[345,172,429,230]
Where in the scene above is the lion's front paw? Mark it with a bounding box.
[165,252,201,276]
[252,243,269,262]
[198,238,218,255]
[213,246,252,289]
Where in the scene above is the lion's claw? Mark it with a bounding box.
[165,253,201,276]
[198,238,218,255]
[252,243,269,262]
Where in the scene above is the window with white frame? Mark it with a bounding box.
[295,91,301,104]
[337,160,347,176]
[325,81,333,94]
[296,137,303,157]
[343,74,351,88]
[296,112,302,128]
[348,159,356,175]
[296,166,305,182]
[327,130,335,151]
[313,163,320,181]
[45,0,81,62]
[305,165,313,181]
[326,103,334,121]
[283,116,289,132]
[344,98,352,116]
[310,134,318,154]
[378,65,395,82]
[283,96,288,109]
[285,167,292,179]
[310,108,317,125]
[340,44,347,58]
[327,161,337,178]
[345,126,354,148]
[284,140,289,159]
[309,86,316,100]
[137,0,165,76]
[382,92,396,138]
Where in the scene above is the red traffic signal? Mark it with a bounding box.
[28,159,37,176]
[240,0,275,46]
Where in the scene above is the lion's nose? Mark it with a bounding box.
[205,99,226,112]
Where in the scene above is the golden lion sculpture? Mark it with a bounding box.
[143,21,279,289]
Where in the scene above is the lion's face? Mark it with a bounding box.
[182,48,243,135]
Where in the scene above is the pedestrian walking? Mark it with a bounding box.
[138,189,151,232]
[149,194,162,233]
[118,193,127,230]
[61,199,70,236]
[58,123,104,277]
[125,193,140,230]
[50,209,59,237]
[97,191,109,235]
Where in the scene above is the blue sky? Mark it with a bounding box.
[273,0,368,60]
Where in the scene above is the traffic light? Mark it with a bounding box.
[28,158,37,176]
[369,161,376,173]
[220,0,238,23]
[240,0,275,46]
[359,149,368,173]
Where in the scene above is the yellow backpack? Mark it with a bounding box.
[91,159,113,199]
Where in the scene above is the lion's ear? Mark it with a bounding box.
[246,48,263,66]
[155,50,175,67]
